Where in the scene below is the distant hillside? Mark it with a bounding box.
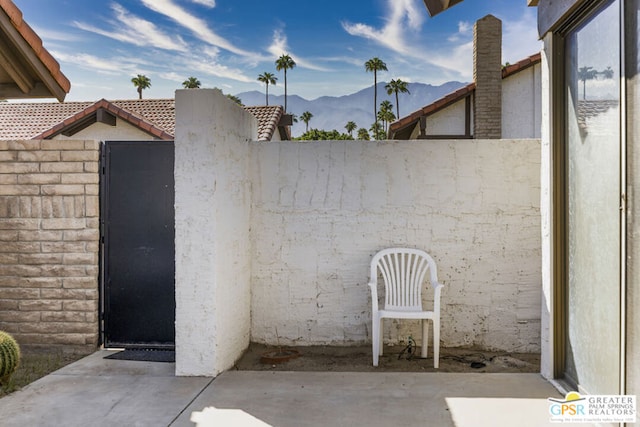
[236,81,466,138]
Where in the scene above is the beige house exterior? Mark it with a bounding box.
[389,15,541,140]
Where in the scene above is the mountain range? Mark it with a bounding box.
[236,81,466,138]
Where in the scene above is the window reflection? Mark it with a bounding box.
[564,0,620,394]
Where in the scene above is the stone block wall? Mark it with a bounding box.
[0,140,100,351]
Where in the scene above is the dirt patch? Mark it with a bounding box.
[235,343,539,373]
[1,348,91,398]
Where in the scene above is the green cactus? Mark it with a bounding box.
[0,331,20,383]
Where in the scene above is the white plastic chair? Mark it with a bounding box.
[368,248,444,367]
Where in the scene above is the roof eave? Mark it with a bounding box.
[33,99,174,140]
[423,0,464,17]
[0,0,70,102]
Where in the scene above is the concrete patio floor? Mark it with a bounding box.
[0,350,594,427]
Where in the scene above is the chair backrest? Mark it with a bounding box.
[370,248,438,312]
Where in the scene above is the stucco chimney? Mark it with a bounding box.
[473,15,502,139]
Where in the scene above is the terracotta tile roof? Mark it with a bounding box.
[0,98,286,141]
[0,0,70,101]
[34,99,174,140]
[388,52,541,139]
[502,52,541,79]
[243,105,285,141]
[105,99,176,137]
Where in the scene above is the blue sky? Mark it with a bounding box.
[16,0,541,101]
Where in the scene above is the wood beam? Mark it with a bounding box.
[419,115,427,138]
[0,32,34,94]
[0,81,52,98]
[465,95,472,137]
[96,108,117,126]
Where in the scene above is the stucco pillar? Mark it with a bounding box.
[174,89,256,376]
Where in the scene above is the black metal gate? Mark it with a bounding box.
[101,141,175,349]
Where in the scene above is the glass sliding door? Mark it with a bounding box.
[563,0,621,394]
[625,0,640,396]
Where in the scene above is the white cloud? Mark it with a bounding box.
[458,21,471,34]
[139,0,254,57]
[427,41,473,81]
[448,20,471,42]
[73,4,186,51]
[267,29,330,71]
[190,0,215,7]
[184,58,254,82]
[501,9,542,63]
[342,0,424,55]
[30,26,80,42]
[159,71,183,82]
[51,50,142,75]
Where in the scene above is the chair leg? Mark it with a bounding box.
[379,319,384,356]
[372,316,379,367]
[433,319,440,369]
[421,319,429,359]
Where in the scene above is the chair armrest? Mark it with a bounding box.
[368,281,379,312]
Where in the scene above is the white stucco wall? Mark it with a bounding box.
[174,89,256,376]
[405,63,541,140]
[424,101,468,136]
[250,138,542,352]
[503,63,542,139]
[53,120,159,141]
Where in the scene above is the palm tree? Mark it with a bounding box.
[131,74,151,99]
[345,121,357,137]
[226,94,243,106]
[257,72,277,105]
[364,57,388,133]
[378,100,396,132]
[578,66,597,100]
[369,122,385,140]
[182,76,201,89]
[357,128,370,140]
[385,79,410,118]
[300,111,313,132]
[275,54,296,113]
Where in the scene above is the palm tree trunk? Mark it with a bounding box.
[284,70,288,113]
[395,92,400,118]
[266,84,269,105]
[138,87,143,100]
[373,71,378,136]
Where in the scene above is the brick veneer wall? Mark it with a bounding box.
[0,140,100,351]
[473,15,502,139]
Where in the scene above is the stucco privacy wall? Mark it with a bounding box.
[250,138,542,352]
[174,89,256,376]
[0,139,99,350]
